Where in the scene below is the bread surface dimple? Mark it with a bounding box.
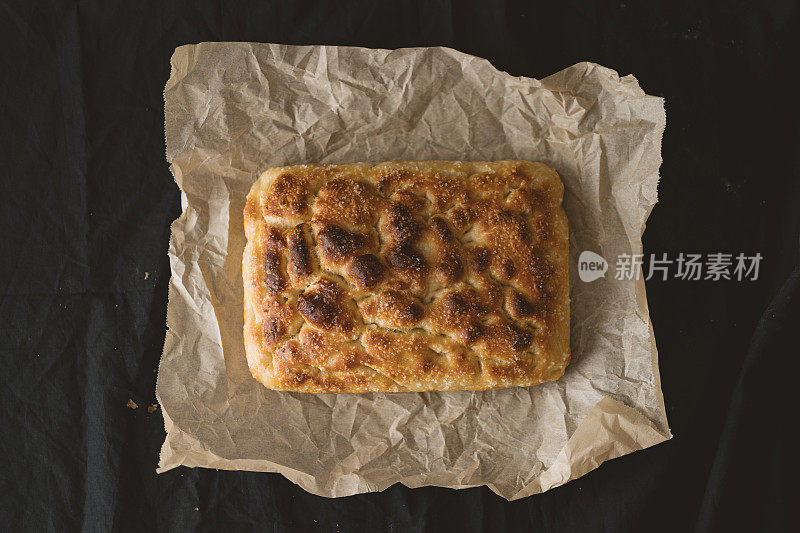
[347,254,384,290]
[286,223,313,282]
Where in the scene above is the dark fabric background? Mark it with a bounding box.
[0,0,796,531]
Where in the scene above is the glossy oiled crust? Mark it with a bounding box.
[243,160,569,393]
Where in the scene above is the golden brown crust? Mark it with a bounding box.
[243,160,570,393]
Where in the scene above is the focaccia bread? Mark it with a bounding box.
[243,160,570,393]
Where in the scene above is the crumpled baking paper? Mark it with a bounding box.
[157,42,670,500]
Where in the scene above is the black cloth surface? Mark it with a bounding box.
[0,1,796,531]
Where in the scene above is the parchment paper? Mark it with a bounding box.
[157,42,670,500]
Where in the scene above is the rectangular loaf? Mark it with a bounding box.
[243,160,570,393]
